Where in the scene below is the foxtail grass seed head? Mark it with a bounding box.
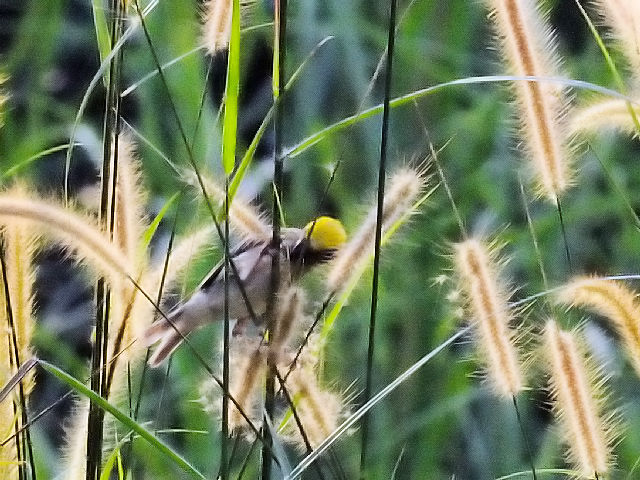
[200,338,266,434]
[327,166,426,294]
[487,0,573,200]
[569,97,640,137]
[199,174,271,241]
[0,266,18,480]
[543,320,614,477]
[3,217,37,394]
[270,287,305,362]
[202,0,255,54]
[453,238,523,397]
[282,368,345,450]
[112,135,148,267]
[595,0,640,79]
[558,277,640,377]
[0,194,131,285]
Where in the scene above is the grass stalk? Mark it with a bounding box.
[262,0,287,477]
[359,0,397,476]
[86,0,125,476]
[221,178,230,479]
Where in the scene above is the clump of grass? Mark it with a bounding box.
[453,237,524,397]
[486,0,573,200]
[543,319,617,478]
[558,277,640,377]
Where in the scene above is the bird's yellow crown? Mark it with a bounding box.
[305,216,347,251]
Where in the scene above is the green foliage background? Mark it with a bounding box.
[2,0,640,478]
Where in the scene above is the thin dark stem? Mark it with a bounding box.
[359,0,397,477]
[190,57,213,151]
[221,178,231,480]
[87,0,124,476]
[512,395,537,480]
[263,1,287,478]
[555,196,572,274]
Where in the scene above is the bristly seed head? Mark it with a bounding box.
[326,166,427,294]
[558,276,640,378]
[487,0,574,201]
[543,320,616,477]
[453,237,524,397]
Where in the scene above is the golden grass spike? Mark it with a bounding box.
[199,338,266,435]
[558,276,640,377]
[327,166,426,294]
[0,267,17,479]
[569,96,640,136]
[488,0,573,200]
[202,0,233,54]
[113,134,148,266]
[543,320,614,477]
[3,218,37,395]
[62,398,89,479]
[270,287,305,362]
[595,0,640,78]
[198,174,270,241]
[453,238,523,397]
[282,367,344,450]
[0,194,131,285]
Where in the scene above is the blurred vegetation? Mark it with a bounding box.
[2,0,640,478]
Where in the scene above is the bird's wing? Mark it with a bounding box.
[199,240,264,290]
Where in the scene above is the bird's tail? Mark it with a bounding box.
[143,307,187,367]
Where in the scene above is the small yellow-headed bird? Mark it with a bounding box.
[144,216,346,366]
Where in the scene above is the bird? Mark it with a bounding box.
[143,216,347,366]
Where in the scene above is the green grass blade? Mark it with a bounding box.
[286,326,469,479]
[221,0,241,175]
[138,192,180,254]
[1,143,81,180]
[91,0,111,84]
[38,360,206,479]
[285,75,637,160]
[228,36,334,202]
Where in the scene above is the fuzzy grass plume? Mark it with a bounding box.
[200,338,266,435]
[0,194,131,284]
[543,320,615,477]
[327,166,426,294]
[594,0,640,78]
[487,0,573,200]
[199,173,270,241]
[569,97,640,136]
[453,237,523,397]
[270,287,305,363]
[558,277,640,377]
[282,365,345,450]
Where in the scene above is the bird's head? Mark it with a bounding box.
[288,216,347,267]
